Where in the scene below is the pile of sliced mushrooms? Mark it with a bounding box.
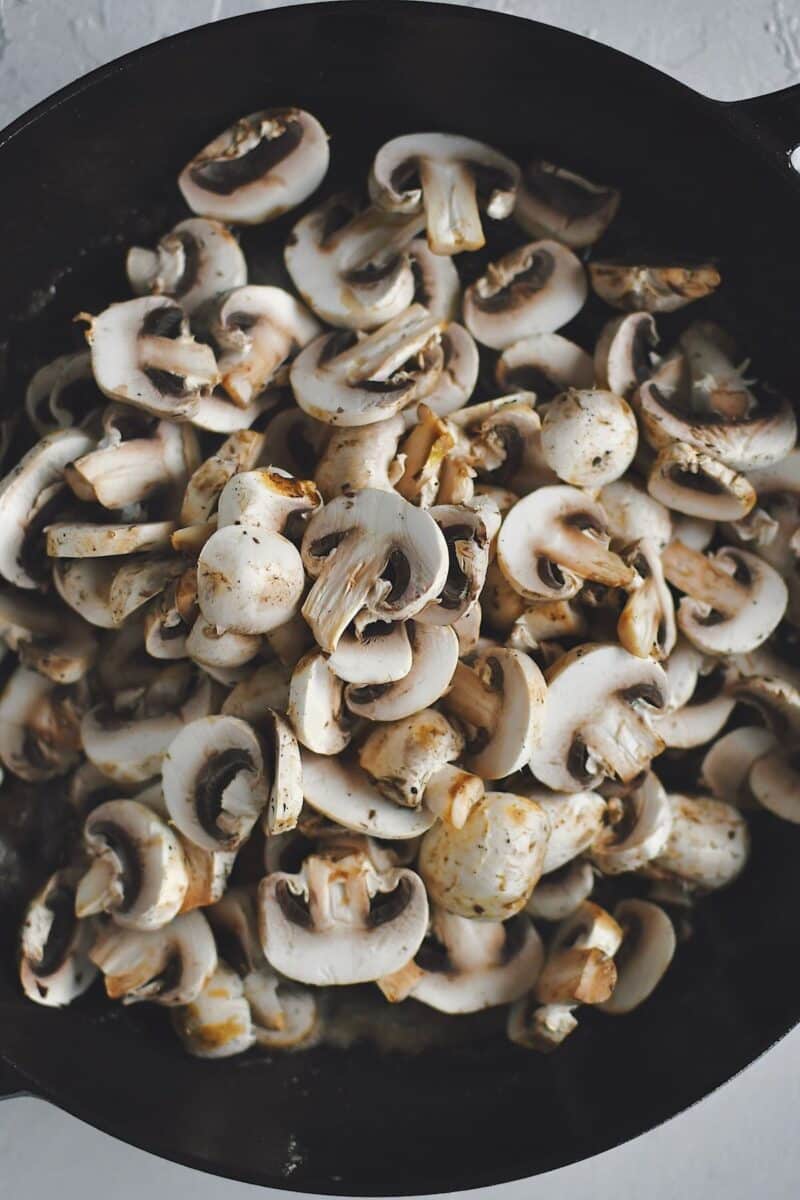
[4,105,799,1058]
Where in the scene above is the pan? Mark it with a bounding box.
[1,2,800,1194]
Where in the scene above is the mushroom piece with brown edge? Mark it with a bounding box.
[442,646,547,780]
[185,619,261,672]
[19,869,98,1008]
[54,553,185,630]
[45,519,176,559]
[314,415,405,501]
[83,298,219,420]
[408,237,462,319]
[590,771,673,874]
[90,909,217,1006]
[594,313,658,398]
[529,644,667,792]
[369,132,520,255]
[507,998,579,1051]
[357,708,463,809]
[300,750,436,839]
[344,622,459,722]
[617,538,676,661]
[179,108,329,225]
[650,794,749,890]
[162,715,269,853]
[647,442,756,521]
[416,325,480,421]
[522,788,607,875]
[540,389,638,489]
[463,241,587,351]
[288,650,351,755]
[597,899,676,1015]
[651,662,736,750]
[515,160,620,248]
[127,218,247,314]
[25,351,99,436]
[496,332,594,401]
[259,849,429,985]
[589,260,720,312]
[599,477,672,551]
[417,499,499,625]
[75,799,189,930]
[0,665,83,781]
[261,708,303,836]
[497,486,634,602]
[534,900,621,1006]
[220,661,292,722]
[0,588,97,683]
[300,488,448,653]
[662,541,787,655]
[290,304,444,427]
[394,403,456,508]
[172,961,255,1059]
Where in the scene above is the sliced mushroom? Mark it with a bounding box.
[515,160,620,248]
[648,442,757,521]
[617,538,676,661]
[0,588,97,683]
[671,512,716,552]
[652,662,735,749]
[507,997,578,1051]
[521,788,607,874]
[541,388,638,489]
[260,405,330,479]
[590,771,672,873]
[129,217,245,317]
[599,478,672,551]
[369,133,519,255]
[327,620,412,687]
[25,352,100,436]
[417,325,480,421]
[259,708,303,836]
[300,750,436,839]
[314,415,404,500]
[595,313,658,398]
[220,661,291,722]
[530,644,667,792]
[589,261,720,312]
[496,332,594,400]
[172,962,255,1058]
[358,708,463,809]
[288,650,351,755]
[463,241,587,350]
[408,236,461,319]
[301,488,448,652]
[597,899,676,1015]
[180,428,265,525]
[651,794,749,890]
[749,747,800,824]
[443,646,547,779]
[416,500,498,624]
[0,428,94,588]
[54,553,185,630]
[259,850,429,985]
[90,909,217,1005]
[185,619,261,671]
[662,541,787,654]
[179,108,329,224]
[290,304,444,426]
[45,519,175,559]
[19,869,98,1007]
[163,715,268,852]
[75,799,188,930]
[534,901,621,1006]
[700,726,777,804]
[526,859,595,922]
[84,298,219,420]
[179,839,236,913]
[345,622,458,721]
[189,386,279,433]
[212,286,321,407]
[497,485,634,601]
[395,403,457,507]
[0,666,83,781]
[264,611,316,669]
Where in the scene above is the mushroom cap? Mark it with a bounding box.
[127,218,247,315]
[358,708,463,809]
[522,788,607,874]
[0,428,94,589]
[20,869,98,1007]
[463,240,587,351]
[597,899,676,1015]
[261,708,303,837]
[345,622,459,721]
[653,793,749,890]
[419,791,551,920]
[186,619,261,670]
[594,313,658,398]
[197,524,305,636]
[599,478,672,551]
[700,725,777,803]
[288,650,351,755]
[647,441,756,521]
[414,325,480,422]
[216,467,321,533]
[90,909,218,1006]
[589,261,720,313]
[162,715,269,853]
[671,546,787,656]
[300,749,436,839]
[172,962,255,1058]
[541,389,638,488]
[590,771,673,873]
[529,644,667,792]
[178,108,329,225]
[76,799,189,930]
[259,851,430,985]
[526,858,595,922]
[496,332,594,401]
[515,160,620,248]
[327,620,413,685]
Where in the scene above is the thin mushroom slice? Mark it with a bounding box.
[185,620,261,672]
[594,313,658,398]
[0,587,97,683]
[541,389,638,489]
[25,351,100,436]
[526,859,595,922]
[463,240,587,350]
[84,298,219,420]
[179,108,329,225]
[589,260,720,312]
[172,962,255,1058]
[395,403,457,507]
[127,218,247,314]
[262,708,303,836]
[590,772,672,874]
[617,538,676,661]
[496,332,594,401]
[357,708,463,809]
[534,901,621,1006]
[179,840,236,913]
[314,416,405,501]
[648,442,757,521]
[345,622,458,721]
[19,869,98,1007]
[179,428,265,525]
[597,899,676,1015]
[259,850,429,985]
[651,794,749,890]
[0,428,94,589]
[163,715,269,852]
[0,666,83,782]
[90,910,217,1006]
[505,597,586,652]
[54,553,186,630]
[189,387,279,433]
[652,663,735,749]
[417,500,499,625]
[45,519,175,559]
[220,661,291,722]
[75,799,189,930]
[300,750,436,839]
[408,237,461,320]
[599,478,672,552]
[369,132,520,255]
[515,160,620,248]
[416,325,480,421]
[327,620,413,686]
[290,304,444,427]
[700,726,778,804]
[749,749,800,824]
[288,650,351,755]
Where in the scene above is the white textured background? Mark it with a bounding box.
[2,1,800,1198]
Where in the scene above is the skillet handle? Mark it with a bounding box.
[728,83,800,167]
[0,1058,26,1100]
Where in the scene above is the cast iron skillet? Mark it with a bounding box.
[2,2,800,1194]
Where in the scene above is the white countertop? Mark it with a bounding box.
[2,2,800,1197]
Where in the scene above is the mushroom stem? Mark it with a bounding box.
[345,208,427,270]
[555,527,634,588]
[662,540,747,616]
[535,946,616,1006]
[74,855,121,918]
[419,158,484,254]
[377,959,426,1003]
[67,441,178,508]
[444,661,501,731]
[138,336,219,385]
[302,538,387,652]
[335,304,442,384]
[424,765,484,829]
[583,716,663,784]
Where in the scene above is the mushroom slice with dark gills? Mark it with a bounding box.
[415,324,480,421]
[75,799,189,930]
[288,649,352,755]
[290,304,445,427]
[541,389,638,489]
[0,666,83,782]
[590,771,673,874]
[84,297,219,420]
[662,541,787,655]
[90,909,217,1006]
[496,332,594,401]
[197,468,321,637]
[416,499,499,624]
[650,793,749,891]
[300,488,448,652]
[589,260,720,313]
[163,715,268,853]
[515,160,620,248]
[529,644,667,792]
[442,646,547,780]
[212,286,321,408]
[464,240,587,351]
[597,899,676,1015]
[526,859,595,923]
[0,428,94,588]
[259,849,429,985]
[369,132,520,255]
[0,587,97,683]
[143,569,198,661]
[179,108,329,225]
[127,218,247,314]
[314,415,405,501]
[327,618,413,686]
[497,485,635,602]
[617,538,676,661]
[172,961,255,1058]
[381,907,544,1013]
[442,395,544,499]
[25,351,101,436]
[285,192,426,330]
[419,791,551,920]
[81,663,213,785]
[648,441,756,521]
[344,622,459,722]
[19,868,98,1007]
[300,750,436,839]
[534,901,622,1007]
[595,313,659,399]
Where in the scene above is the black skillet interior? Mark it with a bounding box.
[2,2,800,1195]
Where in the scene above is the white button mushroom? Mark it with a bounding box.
[651,794,749,890]
[533,901,621,1007]
[540,388,638,489]
[599,477,673,551]
[515,160,620,248]
[90,909,218,1006]
[314,415,405,502]
[700,726,778,805]
[127,218,247,314]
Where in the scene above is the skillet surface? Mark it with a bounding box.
[2,2,800,1194]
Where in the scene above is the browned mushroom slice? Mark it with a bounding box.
[648,441,756,521]
[19,868,98,1007]
[91,910,217,1006]
[589,260,720,313]
[515,160,620,248]
[127,218,247,314]
[496,332,594,400]
[595,313,658,398]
